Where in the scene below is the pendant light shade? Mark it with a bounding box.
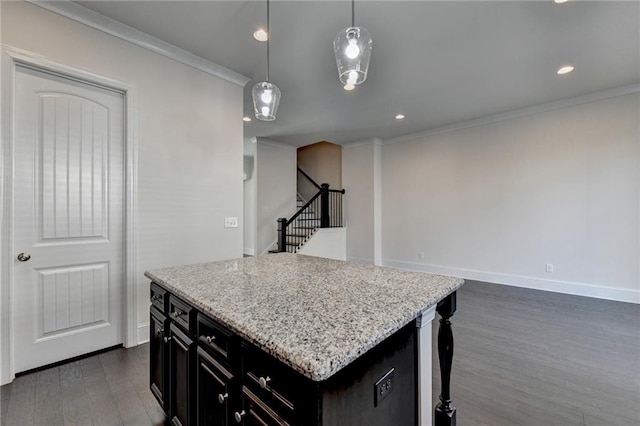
[334,0,372,87]
[252,81,281,121]
[252,0,281,121]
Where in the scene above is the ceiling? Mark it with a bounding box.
[75,1,639,147]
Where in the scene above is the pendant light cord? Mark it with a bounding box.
[266,0,270,82]
[351,0,355,27]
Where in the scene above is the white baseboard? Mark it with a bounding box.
[243,248,255,256]
[347,256,375,265]
[137,322,150,345]
[382,259,640,304]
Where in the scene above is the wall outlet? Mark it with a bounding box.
[224,217,238,228]
[418,251,425,260]
[545,263,554,273]
[374,368,395,407]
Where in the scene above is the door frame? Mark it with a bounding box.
[0,46,139,385]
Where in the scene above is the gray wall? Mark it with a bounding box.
[256,140,297,254]
[381,93,639,302]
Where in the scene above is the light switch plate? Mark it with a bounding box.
[225,217,238,228]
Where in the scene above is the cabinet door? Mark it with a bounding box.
[236,386,290,426]
[170,323,195,426]
[150,307,167,411]
[197,347,234,426]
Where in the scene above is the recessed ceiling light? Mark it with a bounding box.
[557,65,574,75]
[243,116,252,122]
[395,114,406,120]
[553,0,569,3]
[343,83,355,91]
[253,29,268,42]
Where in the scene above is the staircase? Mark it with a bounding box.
[275,169,345,253]
[284,197,320,252]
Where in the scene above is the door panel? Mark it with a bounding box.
[39,94,109,241]
[37,263,109,337]
[13,65,125,373]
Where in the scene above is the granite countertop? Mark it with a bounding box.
[145,253,464,382]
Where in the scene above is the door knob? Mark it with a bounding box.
[17,252,31,262]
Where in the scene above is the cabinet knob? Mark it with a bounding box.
[258,376,271,389]
[234,410,245,423]
[172,309,184,318]
[163,336,172,343]
[156,328,164,335]
[217,393,228,404]
[151,295,161,302]
[205,335,216,344]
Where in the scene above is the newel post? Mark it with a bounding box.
[320,183,330,228]
[277,218,287,252]
[435,291,457,426]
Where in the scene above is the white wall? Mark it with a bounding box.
[297,228,347,261]
[382,93,639,302]
[256,139,297,254]
[343,140,377,264]
[2,1,244,342]
[243,140,256,255]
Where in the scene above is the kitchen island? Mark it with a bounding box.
[146,253,464,426]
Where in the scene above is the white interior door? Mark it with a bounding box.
[13,65,125,373]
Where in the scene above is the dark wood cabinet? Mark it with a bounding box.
[169,322,195,426]
[239,386,290,426]
[150,306,168,410]
[151,281,418,426]
[196,347,234,426]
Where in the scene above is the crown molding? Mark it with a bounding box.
[256,138,297,151]
[342,137,383,148]
[384,84,640,146]
[26,0,251,87]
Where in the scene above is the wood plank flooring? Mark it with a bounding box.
[432,281,640,426]
[0,344,165,426]
[1,280,638,425]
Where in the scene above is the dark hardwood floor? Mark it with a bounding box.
[432,281,640,426]
[0,343,165,426]
[1,280,638,425]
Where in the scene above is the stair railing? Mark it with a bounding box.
[277,179,345,253]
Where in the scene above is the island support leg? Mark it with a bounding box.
[435,292,457,426]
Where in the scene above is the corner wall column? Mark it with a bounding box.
[416,305,436,426]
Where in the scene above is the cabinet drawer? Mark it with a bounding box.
[242,345,312,420]
[197,313,234,363]
[150,282,169,313]
[169,295,195,334]
[241,386,290,426]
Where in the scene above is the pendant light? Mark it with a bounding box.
[252,0,281,121]
[333,0,372,88]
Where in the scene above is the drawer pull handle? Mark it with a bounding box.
[217,393,228,404]
[172,309,184,318]
[234,410,245,422]
[156,328,164,336]
[205,335,216,344]
[151,295,161,302]
[258,376,271,389]
[163,336,172,343]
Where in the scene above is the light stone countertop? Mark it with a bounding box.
[145,253,464,381]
